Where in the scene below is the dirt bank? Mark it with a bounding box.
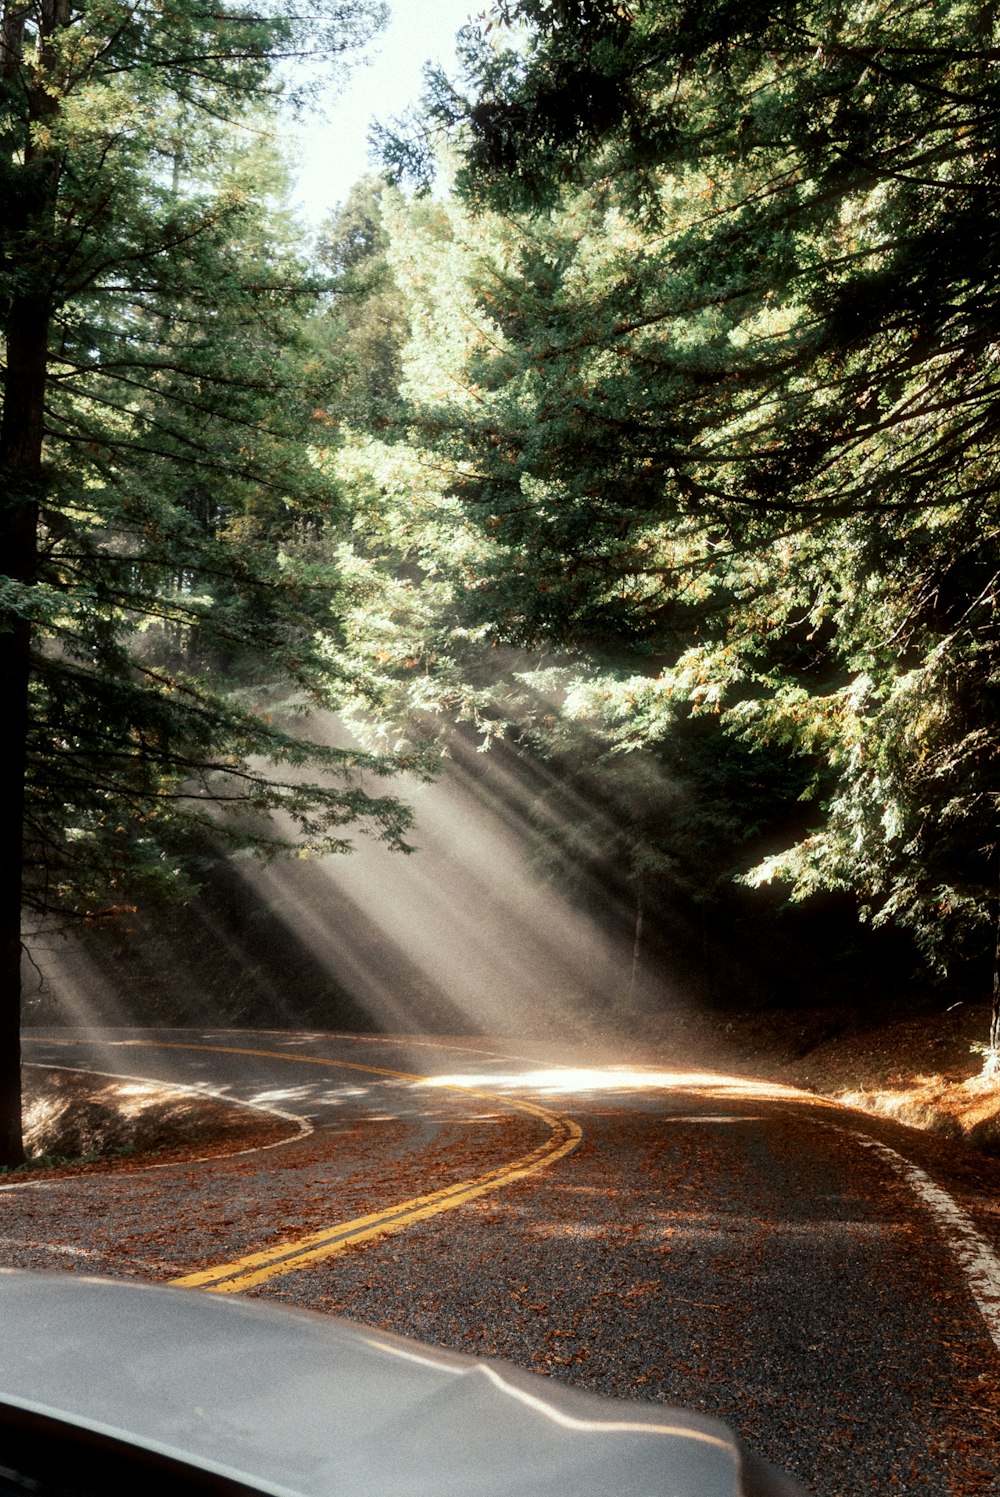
[638,997,1000,1156]
[6,1066,292,1180]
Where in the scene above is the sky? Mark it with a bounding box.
[287,0,480,228]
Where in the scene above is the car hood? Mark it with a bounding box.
[0,1270,806,1497]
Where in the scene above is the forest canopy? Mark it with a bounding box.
[366,0,1000,1014]
[3,0,999,1160]
[0,0,409,1163]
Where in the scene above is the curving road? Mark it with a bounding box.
[6,1026,1000,1496]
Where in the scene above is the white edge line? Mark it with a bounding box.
[836,1126,1000,1354]
[3,1062,312,1191]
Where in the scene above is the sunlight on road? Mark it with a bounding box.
[246,1085,321,1106]
[421,1068,809,1099]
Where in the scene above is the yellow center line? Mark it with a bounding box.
[108,1040,582,1293]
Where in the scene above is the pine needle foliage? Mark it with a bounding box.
[0,0,400,1162]
[381,0,1000,1031]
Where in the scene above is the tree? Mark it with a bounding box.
[305,182,509,750]
[307,180,838,1017]
[312,176,413,429]
[385,1,1000,1049]
[0,0,407,1166]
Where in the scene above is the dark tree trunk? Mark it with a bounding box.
[990,894,1000,1072]
[627,879,643,1007]
[0,0,69,1164]
[0,300,46,1167]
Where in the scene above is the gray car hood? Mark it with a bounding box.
[0,1270,806,1497]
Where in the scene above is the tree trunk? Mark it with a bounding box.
[0,0,69,1165]
[0,301,45,1166]
[990,892,1000,1074]
[627,879,644,1008]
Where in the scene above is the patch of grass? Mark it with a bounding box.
[0,1149,100,1176]
[0,1140,141,1177]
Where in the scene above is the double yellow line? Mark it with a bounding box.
[113,1040,584,1294]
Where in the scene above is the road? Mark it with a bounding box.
[7,1027,1000,1496]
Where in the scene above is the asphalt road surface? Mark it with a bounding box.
[7,1027,1000,1496]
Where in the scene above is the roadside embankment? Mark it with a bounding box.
[638,998,1000,1156]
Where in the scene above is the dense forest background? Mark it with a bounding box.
[3,0,999,1156]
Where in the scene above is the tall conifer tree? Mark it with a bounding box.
[0,0,403,1164]
[384,0,1000,1050]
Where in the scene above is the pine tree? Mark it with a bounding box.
[387,0,1000,1046]
[0,0,397,1165]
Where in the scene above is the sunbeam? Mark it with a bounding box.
[26,718,678,1043]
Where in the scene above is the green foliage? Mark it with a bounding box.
[313,178,413,428]
[369,0,1000,984]
[309,184,825,1000]
[0,0,412,934]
